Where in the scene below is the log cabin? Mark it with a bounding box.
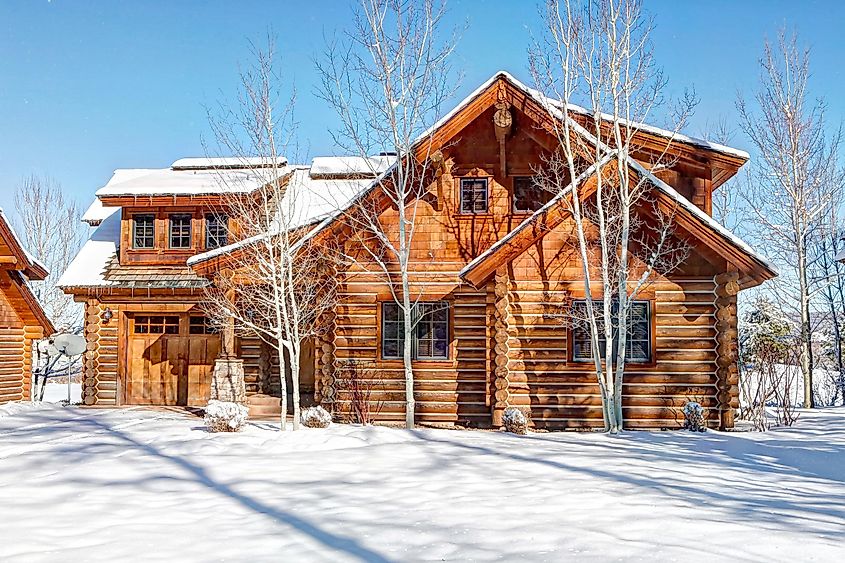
[61,71,776,429]
[0,208,55,403]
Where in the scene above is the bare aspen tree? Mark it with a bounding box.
[530,0,693,432]
[14,175,86,332]
[737,30,843,408]
[317,0,458,428]
[201,41,335,430]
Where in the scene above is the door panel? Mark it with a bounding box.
[125,313,219,406]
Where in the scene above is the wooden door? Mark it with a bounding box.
[125,314,220,406]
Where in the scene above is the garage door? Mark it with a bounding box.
[125,314,220,406]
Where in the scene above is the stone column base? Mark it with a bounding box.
[210,359,246,404]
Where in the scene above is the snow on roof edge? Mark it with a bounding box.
[0,207,49,275]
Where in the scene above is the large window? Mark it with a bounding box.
[382,302,449,360]
[513,176,552,212]
[169,214,192,249]
[133,215,155,249]
[205,214,228,250]
[460,178,489,213]
[571,300,651,363]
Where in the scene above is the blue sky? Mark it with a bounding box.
[1,0,843,215]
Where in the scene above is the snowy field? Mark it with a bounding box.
[0,404,843,562]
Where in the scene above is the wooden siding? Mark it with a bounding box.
[0,273,44,404]
[504,277,719,429]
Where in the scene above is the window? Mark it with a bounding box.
[189,316,217,335]
[133,215,155,249]
[460,178,489,213]
[169,214,192,249]
[513,176,552,212]
[382,302,449,360]
[133,316,180,335]
[571,300,651,363]
[205,214,228,250]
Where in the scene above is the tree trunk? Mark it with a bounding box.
[288,340,301,431]
[276,342,288,430]
[797,249,814,408]
[402,284,414,429]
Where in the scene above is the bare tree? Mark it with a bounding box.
[14,175,86,332]
[737,30,843,408]
[201,41,336,430]
[317,0,458,428]
[529,0,693,432]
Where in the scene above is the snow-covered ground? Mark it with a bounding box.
[0,405,843,562]
[41,383,82,404]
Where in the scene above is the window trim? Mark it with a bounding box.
[569,299,653,364]
[168,214,193,250]
[204,214,228,250]
[380,301,451,361]
[132,214,156,249]
[459,177,489,214]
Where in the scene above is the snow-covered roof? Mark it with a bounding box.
[492,70,750,161]
[459,151,777,285]
[188,167,376,265]
[310,156,395,178]
[171,156,287,170]
[0,207,49,278]
[95,158,291,198]
[57,209,121,288]
[81,198,120,226]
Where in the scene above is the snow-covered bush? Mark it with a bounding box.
[204,400,249,432]
[502,406,529,435]
[301,406,332,428]
[683,402,706,432]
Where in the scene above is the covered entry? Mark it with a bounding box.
[123,314,220,406]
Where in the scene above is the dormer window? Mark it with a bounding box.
[205,214,228,250]
[460,178,489,214]
[169,214,192,249]
[133,215,155,249]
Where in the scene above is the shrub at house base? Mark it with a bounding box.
[204,400,249,432]
[301,406,332,428]
[502,406,529,435]
[683,402,706,432]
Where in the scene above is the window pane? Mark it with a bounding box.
[570,300,651,362]
[133,215,155,249]
[513,176,552,212]
[169,215,192,249]
[460,178,488,213]
[383,339,399,358]
[205,214,228,250]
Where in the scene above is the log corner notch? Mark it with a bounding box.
[82,298,101,406]
[491,266,511,427]
[316,309,337,406]
[714,271,740,430]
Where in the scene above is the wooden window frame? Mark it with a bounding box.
[132,214,156,249]
[380,301,451,361]
[132,315,181,335]
[168,214,193,250]
[568,299,654,364]
[459,177,489,214]
[204,214,228,250]
[512,175,552,213]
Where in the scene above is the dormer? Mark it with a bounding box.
[93,157,288,266]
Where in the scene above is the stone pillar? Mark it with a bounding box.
[210,315,246,403]
[491,267,511,427]
[714,271,740,430]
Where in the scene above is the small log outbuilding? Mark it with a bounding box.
[0,209,54,403]
[63,72,776,429]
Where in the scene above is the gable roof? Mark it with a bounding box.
[0,208,49,281]
[0,209,55,333]
[459,153,777,289]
